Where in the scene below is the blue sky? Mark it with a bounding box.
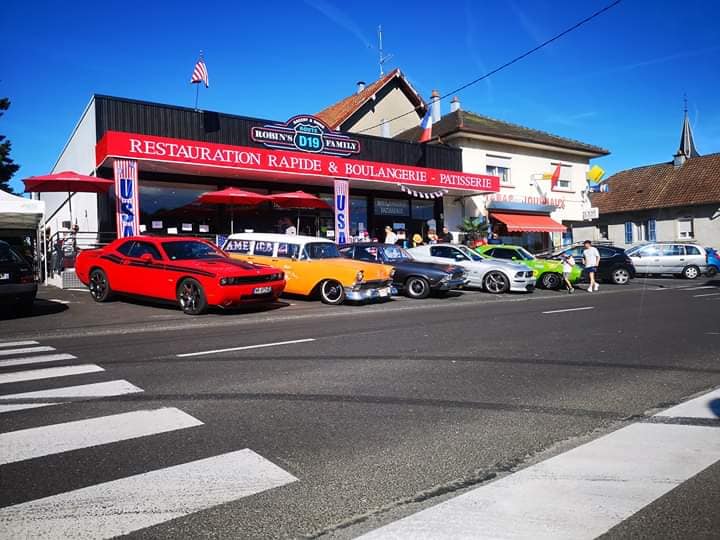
[2,0,719,193]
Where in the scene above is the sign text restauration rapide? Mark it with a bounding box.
[97,131,499,193]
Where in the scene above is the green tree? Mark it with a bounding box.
[458,216,489,243]
[0,98,20,194]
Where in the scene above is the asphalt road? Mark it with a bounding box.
[1,276,719,539]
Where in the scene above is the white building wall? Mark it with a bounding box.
[43,98,98,235]
[346,86,421,137]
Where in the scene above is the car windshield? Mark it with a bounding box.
[456,245,483,261]
[516,247,535,260]
[162,241,225,261]
[381,245,412,261]
[304,242,341,259]
[0,243,23,264]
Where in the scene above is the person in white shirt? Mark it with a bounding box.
[384,226,398,245]
[561,253,576,294]
[582,240,601,292]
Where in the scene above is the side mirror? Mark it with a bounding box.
[140,253,154,264]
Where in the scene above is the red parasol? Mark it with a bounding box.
[269,191,331,210]
[23,171,114,225]
[197,187,271,234]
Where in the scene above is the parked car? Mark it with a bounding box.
[0,240,37,315]
[339,242,467,299]
[475,244,582,289]
[550,245,635,285]
[223,233,393,305]
[626,242,707,279]
[75,236,285,315]
[706,247,719,277]
[407,243,535,293]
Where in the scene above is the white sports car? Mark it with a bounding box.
[407,244,535,293]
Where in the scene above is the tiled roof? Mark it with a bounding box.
[316,69,424,129]
[395,109,609,155]
[591,153,720,214]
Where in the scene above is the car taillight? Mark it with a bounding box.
[20,275,34,283]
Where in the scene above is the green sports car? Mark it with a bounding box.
[475,244,582,289]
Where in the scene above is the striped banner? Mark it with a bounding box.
[400,184,448,199]
[113,159,140,238]
[333,179,349,244]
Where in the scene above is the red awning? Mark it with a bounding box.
[491,212,566,233]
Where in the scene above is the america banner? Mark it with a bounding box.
[333,179,349,244]
[113,159,140,238]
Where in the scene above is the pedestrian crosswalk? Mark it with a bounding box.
[0,339,297,538]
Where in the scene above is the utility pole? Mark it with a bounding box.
[377,25,393,77]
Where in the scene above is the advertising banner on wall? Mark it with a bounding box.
[113,159,140,238]
[334,179,349,244]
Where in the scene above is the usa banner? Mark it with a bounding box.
[113,159,141,238]
[333,179,349,244]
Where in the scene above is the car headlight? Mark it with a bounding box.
[220,277,230,285]
[389,268,396,278]
[355,270,364,282]
[515,271,525,278]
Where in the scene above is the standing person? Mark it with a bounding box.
[427,228,438,244]
[384,226,397,245]
[439,226,453,243]
[561,253,576,294]
[582,240,601,292]
[488,232,501,245]
[284,218,297,235]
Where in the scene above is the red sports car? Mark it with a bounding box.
[75,236,285,315]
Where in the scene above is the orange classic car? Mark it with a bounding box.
[223,233,394,305]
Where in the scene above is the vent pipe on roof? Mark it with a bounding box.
[356,81,366,94]
[431,90,441,124]
[673,153,686,168]
[450,96,461,112]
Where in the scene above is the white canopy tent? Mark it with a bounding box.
[0,189,45,229]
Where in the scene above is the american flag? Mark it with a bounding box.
[190,58,209,88]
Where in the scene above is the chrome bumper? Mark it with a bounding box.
[345,280,394,301]
[436,278,468,290]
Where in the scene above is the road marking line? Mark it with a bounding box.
[0,408,203,465]
[66,288,88,292]
[0,448,297,538]
[177,338,316,357]
[0,346,55,357]
[0,353,77,369]
[0,380,143,414]
[0,364,104,385]
[359,422,720,539]
[693,292,720,297]
[47,298,72,304]
[542,306,594,314]
[654,388,720,420]
[0,341,39,348]
[685,285,718,290]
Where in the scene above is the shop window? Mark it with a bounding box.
[139,181,217,234]
[411,200,435,220]
[599,224,608,240]
[486,165,511,185]
[351,197,368,236]
[277,242,300,259]
[374,198,409,217]
[677,218,694,239]
[624,222,633,244]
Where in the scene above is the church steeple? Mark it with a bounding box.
[675,96,700,166]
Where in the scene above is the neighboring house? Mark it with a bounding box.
[395,100,609,252]
[573,109,720,248]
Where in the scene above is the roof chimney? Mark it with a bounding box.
[450,96,461,113]
[356,81,366,94]
[431,90,441,124]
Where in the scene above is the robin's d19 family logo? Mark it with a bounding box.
[251,115,361,157]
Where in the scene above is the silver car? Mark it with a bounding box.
[407,244,536,293]
[627,242,707,279]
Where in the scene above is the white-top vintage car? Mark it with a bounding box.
[407,243,535,293]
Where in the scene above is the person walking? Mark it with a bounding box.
[384,226,398,245]
[582,240,601,292]
[561,253,576,294]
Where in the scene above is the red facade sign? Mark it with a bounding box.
[96,131,499,193]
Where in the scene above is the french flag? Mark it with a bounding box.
[418,107,432,142]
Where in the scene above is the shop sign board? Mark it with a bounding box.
[375,198,409,217]
[334,179,349,244]
[97,132,500,194]
[113,159,140,238]
[251,115,361,157]
[582,207,599,220]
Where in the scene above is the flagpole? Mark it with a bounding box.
[194,83,200,111]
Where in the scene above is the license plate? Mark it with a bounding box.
[378,287,389,297]
[253,286,273,295]
[0,273,9,280]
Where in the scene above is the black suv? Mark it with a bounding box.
[550,245,635,285]
[0,240,37,315]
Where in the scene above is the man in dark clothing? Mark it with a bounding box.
[439,226,453,243]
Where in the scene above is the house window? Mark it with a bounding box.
[647,219,656,242]
[677,218,694,239]
[624,222,633,244]
[486,165,511,185]
[550,162,572,189]
[599,224,609,240]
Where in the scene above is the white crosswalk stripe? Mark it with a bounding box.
[0,353,77,369]
[0,380,144,413]
[0,408,203,465]
[0,346,54,357]
[0,341,39,348]
[0,364,104,385]
[359,389,720,540]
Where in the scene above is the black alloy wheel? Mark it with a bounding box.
[707,265,718,277]
[89,268,112,302]
[483,271,509,294]
[405,276,431,299]
[682,265,700,280]
[611,267,631,285]
[540,272,561,290]
[319,279,345,305]
[177,278,208,315]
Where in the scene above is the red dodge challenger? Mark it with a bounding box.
[75,236,285,315]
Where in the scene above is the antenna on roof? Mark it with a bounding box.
[683,92,688,114]
[377,25,393,77]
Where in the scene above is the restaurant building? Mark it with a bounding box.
[41,93,499,246]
